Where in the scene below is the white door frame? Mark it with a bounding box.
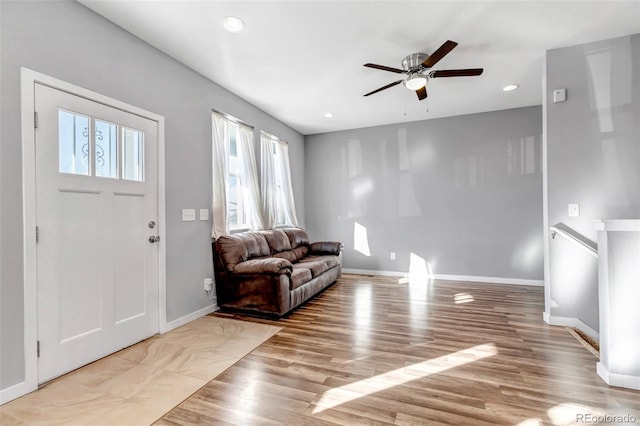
[7,68,167,403]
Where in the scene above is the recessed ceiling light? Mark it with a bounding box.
[502,84,519,92]
[223,16,244,33]
[324,112,334,118]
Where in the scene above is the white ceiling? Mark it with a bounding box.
[79,1,640,135]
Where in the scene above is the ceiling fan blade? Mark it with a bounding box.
[364,80,403,97]
[416,86,427,100]
[422,40,458,68]
[430,68,484,78]
[364,63,406,74]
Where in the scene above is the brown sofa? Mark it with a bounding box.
[212,228,342,317]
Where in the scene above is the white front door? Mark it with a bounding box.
[35,83,160,383]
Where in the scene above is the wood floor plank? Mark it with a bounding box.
[157,274,640,425]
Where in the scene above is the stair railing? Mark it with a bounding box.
[550,223,598,258]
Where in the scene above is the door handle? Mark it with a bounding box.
[148,236,160,243]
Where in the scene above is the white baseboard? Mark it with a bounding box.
[430,274,543,287]
[597,362,640,390]
[163,304,219,333]
[343,268,404,277]
[543,312,600,341]
[342,269,543,287]
[1,379,37,405]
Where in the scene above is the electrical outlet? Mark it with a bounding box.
[390,252,396,260]
[204,278,213,291]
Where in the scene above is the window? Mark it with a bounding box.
[261,131,298,228]
[58,109,144,182]
[58,110,90,175]
[212,112,261,236]
[270,137,291,226]
[226,121,248,229]
[94,119,118,178]
[122,127,144,182]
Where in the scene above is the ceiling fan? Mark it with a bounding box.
[363,40,483,101]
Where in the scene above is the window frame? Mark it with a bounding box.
[57,108,145,182]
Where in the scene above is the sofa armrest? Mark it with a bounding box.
[232,258,293,276]
[309,241,343,256]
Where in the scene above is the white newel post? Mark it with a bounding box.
[595,219,640,390]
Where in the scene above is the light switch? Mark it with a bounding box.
[568,203,580,217]
[181,209,196,221]
[553,89,567,103]
[199,208,209,221]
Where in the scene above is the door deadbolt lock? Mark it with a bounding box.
[148,236,160,243]
[148,221,156,229]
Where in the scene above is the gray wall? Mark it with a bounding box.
[0,1,304,390]
[545,34,640,331]
[305,106,543,280]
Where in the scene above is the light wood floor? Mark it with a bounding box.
[156,274,640,425]
[0,317,280,425]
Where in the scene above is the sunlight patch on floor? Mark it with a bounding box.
[546,402,610,425]
[516,419,544,426]
[312,343,498,414]
[454,292,474,304]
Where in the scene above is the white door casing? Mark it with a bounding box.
[2,69,165,405]
[34,81,162,383]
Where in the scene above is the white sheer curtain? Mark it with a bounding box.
[260,132,278,229]
[261,132,299,228]
[211,112,229,238]
[236,124,264,230]
[275,140,299,227]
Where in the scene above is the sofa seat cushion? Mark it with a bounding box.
[290,267,312,290]
[298,254,340,269]
[295,255,339,278]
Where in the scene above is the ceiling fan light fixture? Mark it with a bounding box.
[223,16,244,33]
[404,74,427,91]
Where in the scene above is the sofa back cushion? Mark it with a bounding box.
[282,228,310,249]
[273,246,309,263]
[261,229,291,254]
[215,232,270,272]
[263,228,308,263]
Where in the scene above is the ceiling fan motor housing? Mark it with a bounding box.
[402,53,430,72]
